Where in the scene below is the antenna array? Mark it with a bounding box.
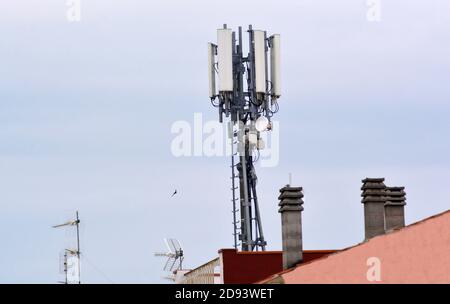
[208,24,281,251]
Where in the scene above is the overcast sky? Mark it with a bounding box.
[0,0,449,283]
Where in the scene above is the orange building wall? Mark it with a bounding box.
[281,211,450,284]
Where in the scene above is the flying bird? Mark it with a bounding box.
[171,190,178,198]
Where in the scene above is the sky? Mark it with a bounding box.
[0,0,449,283]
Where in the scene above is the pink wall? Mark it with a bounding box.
[282,210,450,284]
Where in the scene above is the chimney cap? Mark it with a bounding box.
[361,189,386,196]
[278,191,304,200]
[278,185,304,213]
[386,186,405,191]
[279,186,303,192]
[278,204,304,213]
[385,201,406,206]
[362,196,386,204]
[385,193,406,199]
[361,183,386,190]
[385,186,406,200]
[362,177,385,183]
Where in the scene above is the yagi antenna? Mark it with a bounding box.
[154,238,185,273]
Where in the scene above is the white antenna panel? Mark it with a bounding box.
[217,29,233,92]
[208,43,216,98]
[254,30,267,94]
[270,34,281,97]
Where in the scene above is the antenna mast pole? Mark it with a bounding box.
[76,211,81,284]
[64,251,68,284]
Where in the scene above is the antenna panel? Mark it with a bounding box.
[270,34,281,97]
[217,29,233,92]
[254,30,267,93]
[208,43,216,98]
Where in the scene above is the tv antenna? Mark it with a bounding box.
[53,211,81,284]
[154,238,185,274]
[208,24,281,251]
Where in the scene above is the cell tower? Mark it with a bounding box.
[208,24,281,251]
[53,211,81,284]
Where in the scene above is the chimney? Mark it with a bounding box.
[384,186,406,231]
[361,178,386,240]
[278,185,304,270]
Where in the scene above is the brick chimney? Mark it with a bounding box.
[384,186,406,231]
[278,186,304,270]
[361,178,386,240]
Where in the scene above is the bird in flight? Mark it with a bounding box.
[171,190,178,198]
